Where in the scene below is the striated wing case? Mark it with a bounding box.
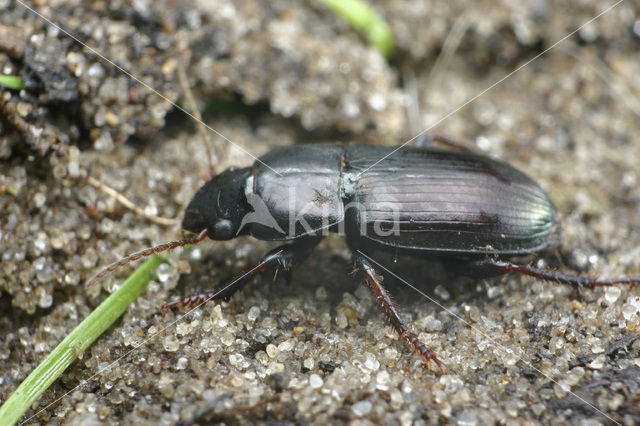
[344,146,557,255]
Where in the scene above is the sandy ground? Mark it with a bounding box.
[1,0,640,424]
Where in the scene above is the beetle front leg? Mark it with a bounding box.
[353,254,451,374]
[163,237,322,311]
[476,259,640,289]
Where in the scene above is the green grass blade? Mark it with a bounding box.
[317,0,395,59]
[0,255,164,426]
[0,75,25,90]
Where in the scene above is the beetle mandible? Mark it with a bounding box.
[90,137,640,372]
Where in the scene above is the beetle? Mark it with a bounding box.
[90,138,640,372]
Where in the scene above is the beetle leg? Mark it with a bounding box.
[162,237,322,311]
[414,133,477,153]
[479,259,640,289]
[353,254,452,374]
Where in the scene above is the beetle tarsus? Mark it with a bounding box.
[482,259,640,289]
[353,254,448,374]
[403,330,454,374]
[162,292,218,312]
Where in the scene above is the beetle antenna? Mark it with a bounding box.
[85,229,208,290]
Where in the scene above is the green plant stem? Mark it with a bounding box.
[0,255,163,426]
[317,0,395,59]
[0,75,25,90]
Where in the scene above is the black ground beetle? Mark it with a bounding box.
[91,138,640,372]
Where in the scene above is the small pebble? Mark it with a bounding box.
[351,400,372,417]
[309,374,323,389]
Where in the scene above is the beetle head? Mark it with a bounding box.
[182,166,251,240]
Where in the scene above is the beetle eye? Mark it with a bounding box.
[212,219,234,240]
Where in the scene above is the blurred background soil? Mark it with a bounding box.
[1,0,640,424]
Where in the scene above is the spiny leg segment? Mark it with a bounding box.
[353,253,451,374]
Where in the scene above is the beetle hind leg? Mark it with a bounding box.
[353,253,452,374]
[163,237,322,311]
[414,133,477,153]
[477,259,640,289]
